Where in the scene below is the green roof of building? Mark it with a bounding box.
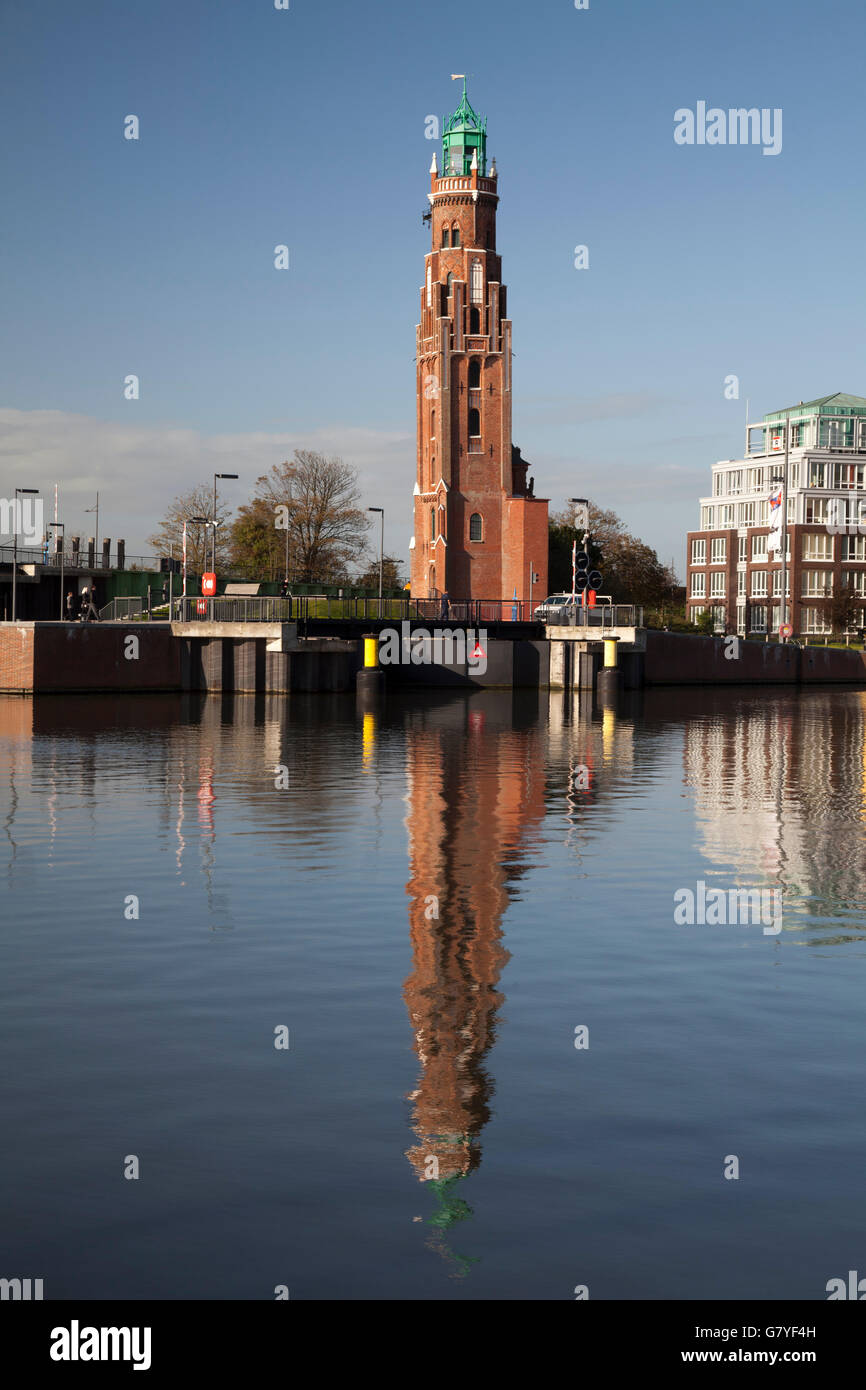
[764,392,866,420]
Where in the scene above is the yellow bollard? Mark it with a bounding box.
[364,635,379,669]
[603,637,619,668]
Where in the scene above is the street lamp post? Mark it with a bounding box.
[569,497,589,602]
[212,474,239,573]
[48,521,65,620]
[12,487,39,621]
[368,507,384,617]
[184,515,210,606]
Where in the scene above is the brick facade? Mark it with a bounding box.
[411,139,548,604]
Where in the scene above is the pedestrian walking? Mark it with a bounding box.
[65,591,75,622]
[440,589,450,620]
[86,584,100,622]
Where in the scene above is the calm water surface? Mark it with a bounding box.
[1,687,864,1300]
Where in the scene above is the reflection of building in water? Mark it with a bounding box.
[401,693,546,1269]
[682,692,866,915]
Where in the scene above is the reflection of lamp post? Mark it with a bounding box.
[48,521,65,620]
[12,487,39,621]
[368,507,384,617]
[212,473,238,572]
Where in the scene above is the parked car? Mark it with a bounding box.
[534,593,613,622]
[534,593,581,622]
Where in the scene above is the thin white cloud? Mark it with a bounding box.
[0,410,414,559]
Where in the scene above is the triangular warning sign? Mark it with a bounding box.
[469,642,485,659]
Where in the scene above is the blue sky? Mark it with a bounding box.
[1,0,863,576]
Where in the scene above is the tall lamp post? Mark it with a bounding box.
[12,487,39,621]
[84,492,99,561]
[769,411,790,641]
[569,497,589,602]
[183,515,210,605]
[212,473,238,572]
[48,521,65,620]
[368,507,384,617]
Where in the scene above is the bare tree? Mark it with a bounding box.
[147,484,234,572]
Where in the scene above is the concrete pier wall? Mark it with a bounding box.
[2,622,865,693]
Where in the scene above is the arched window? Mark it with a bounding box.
[469,306,480,334]
[430,408,435,437]
[468,359,481,389]
[469,512,483,542]
[468,407,480,437]
[451,224,460,248]
[470,259,483,304]
[430,508,436,540]
[426,263,431,308]
[441,227,450,248]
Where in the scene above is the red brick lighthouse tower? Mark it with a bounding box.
[411,81,549,606]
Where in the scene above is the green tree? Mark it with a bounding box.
[548,502,674,604]
[356,555,403,591]
[230,451,370,584]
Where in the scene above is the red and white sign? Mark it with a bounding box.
[201,572,217,597]
[779,622,793,639]
[196,598,208,615]
[771,434,783,451]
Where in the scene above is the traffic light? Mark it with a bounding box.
[574,550,589,591]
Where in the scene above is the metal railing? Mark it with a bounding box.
[549,604,640,629]
[176,595,551,624]
[99,597,144,622]
[0,546,163,571]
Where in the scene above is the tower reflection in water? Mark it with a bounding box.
[400,692,547,1275]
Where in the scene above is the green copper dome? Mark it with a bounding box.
[442,79,487,176]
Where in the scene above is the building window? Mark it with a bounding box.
[468,407,480,437]
[426,264,432,308]
[751,570,767,597]
[468,358,481,389]
[469,305,481,334]
[470,259,483,304]
[801,569,833,597]
[441,227,450,248]
[710,571,725,597]
[430,508,435,540]
[701,506,713,530]
[802,533,833,561]
[451,224,460,247]
[750,605,768,633]
[711,605,726,631]
[772,568,789,597]
[469,512,483,541]
[690,572,706,598]
[719,505,733,527]
[737,570,745,597]
[741,501,755,526]
[738,536,748,562]
[691,539,706,564]
[843,535,866,561]
[802,606,831,635]
[752,534,767,560]
[710,537,726,564]
[691,606,706,620]
[804,497,830,524]
[844,571,866,597]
